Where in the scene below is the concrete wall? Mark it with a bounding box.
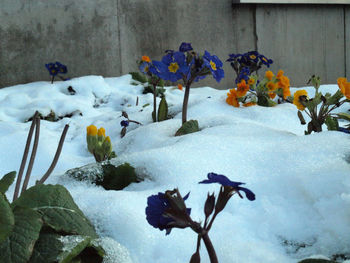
[0,1,348,89]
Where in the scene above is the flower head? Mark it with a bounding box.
[97,127,106,137]
[226,89,239,107]
[266,81,277,92]
[265,70,274,81]
[247,51,259,63]
[141,55,151,63]
[236,66,250,84]
[199,172,255,201]
[56,62,67,74]
[179,42,193,52]
[152,52,189,82]
[337,77,350,99]
[120,120,129,127]
[259,55,273,67]
[177,84,183,91]
[45,63,59,76]
[145,191,191,235]
[236,79,249,98]
[87,125,97,136]
[203,51,224,83]
[293,89,308,111]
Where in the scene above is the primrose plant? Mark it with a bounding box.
[45,61,68,83]
[86,125,115,162]
[226,69,291,107]
[146,172,255,263]
[293,75,350,135]
[148,42,224,135]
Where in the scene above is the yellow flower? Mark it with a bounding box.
[142,56,151,62]
[243,101,257,107]
[248,77,255,85]
[226,89,240,107]
[265,71,274,81]
[87,125,97,136]
[266,81,277,91]
[236,80,249,98]
[98,127,106,137]
[283,87,291,99]
[268,92,276,99]
[293,90,308,111]
[337,77,350,99]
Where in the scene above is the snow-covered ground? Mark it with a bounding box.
[1,74,350,263]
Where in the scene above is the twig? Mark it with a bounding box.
[20,117,40,194]
[37,124,69,184]
[13,111,39,201]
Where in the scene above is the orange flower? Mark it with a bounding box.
[226,89,240,107]
[265,71,274,81]
[276,70,284,80]
[337,77,350,99]
[278,75,291,99]
[141,55,151,62]
[87,125,97,136]
[243,101,257,107]
[266,81,277,91]
[236,80,249,98]
[282,87,291,99]
[178,84,183,91]
[268,92,276,99]
[293,90,308,111]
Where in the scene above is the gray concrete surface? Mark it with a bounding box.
[0,1,349,89]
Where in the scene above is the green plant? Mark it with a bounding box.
[86,125,116,162]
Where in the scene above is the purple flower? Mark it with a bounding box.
[56,61,68,74]
[199,173,255,201]
[146,191,191,235]
[179,42,193,52]
[259,55,273,67]
[203,51,224,83]
[45,63,59,76]
[120,120,129,127]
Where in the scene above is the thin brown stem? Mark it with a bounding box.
[13,111,39,201]
[182,84,191,124]
[202,233,218,263]
[21,117,40,194]
[37,124,69,184]
[153,84,157,122]
[205,210,219,232]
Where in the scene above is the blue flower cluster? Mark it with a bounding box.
[45,62,68,83]
[227,51,273,84]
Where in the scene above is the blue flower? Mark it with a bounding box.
[152,51,189,82]
[203,51,224,83]
[247,51,259,63]
[146,191,191,235]
[236,66,251,84]
[56,61,68,74]
[199,172,255,201]
[179,42,193,52]
[227,53,242,62]
[120,120,129,127]
[259,55,273,67]
[45,63,59,76]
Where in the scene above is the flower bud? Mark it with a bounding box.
[190,251,200,263]
[97,127,106,142]
[204,193,215,218]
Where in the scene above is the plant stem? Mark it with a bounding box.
[13,111,39,201]
[153,84,157,122]
[202,233,218,263]
[182,84,191,124]
[206,210,219,232]
[21,116,40,194]
[37,124,69,184]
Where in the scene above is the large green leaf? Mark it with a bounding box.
[0,206,43,263]
[12,184,97,238]
[99,163,138,190]
[0,171,16,194]
[29,232,104,263]
[175,120,200,136]
[0,192,15,244]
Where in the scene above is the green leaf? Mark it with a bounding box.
[0,206,43,263]
[129,72,147,83]
[257,94,269,107]
[0,192,15,244]
[306,93,322,110]
[325,116,339,131]
[157,96,168,122]
[175,120,200,136]
[326,89,343,105]
[0,171,16,194]
[29,233,104,263]
[99,163,138,191]
[12,184,97,238]
[336,112,350,122]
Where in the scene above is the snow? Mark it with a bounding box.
[1,74,350,263]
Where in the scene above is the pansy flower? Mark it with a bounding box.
[202,51,224,83]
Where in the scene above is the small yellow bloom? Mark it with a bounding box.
[243,101,257,107]
[248,78,255,85]
[226,89,240,107]
[87,125,97,136]
[98,127,106,137]
[236,80,249,98]
[210,61,217,71]
[266,81,277,91]
[293,90,308,111]
[265,71,274,81]
[105,136,111,143]
[142,56,151,63]
[337,77,350,99]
